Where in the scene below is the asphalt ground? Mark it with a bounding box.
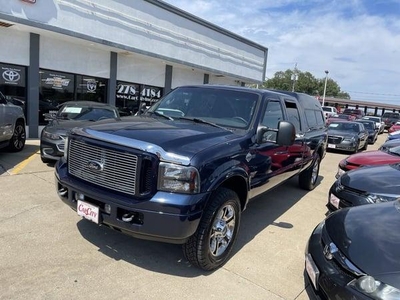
[0,133,388,300]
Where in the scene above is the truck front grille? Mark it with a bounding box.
[68,139,138,195]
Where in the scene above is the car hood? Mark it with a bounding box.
[45,119,113,135]
[327,130,357,138]
[70,116,241,160]
[341,164,400,194]
[345,150,400,166]
[326,201,400,288]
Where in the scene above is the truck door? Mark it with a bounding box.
[249,98,293,198]
[282,99,307,180]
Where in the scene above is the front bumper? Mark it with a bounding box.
[327,142,357,152]
[40,138,65,161]
[305,223,370,299]
[55,160,208,244]
[327,180,369,212]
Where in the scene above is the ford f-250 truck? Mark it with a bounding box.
[55,85,327,270]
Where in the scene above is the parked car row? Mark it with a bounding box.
[306,127,400,299]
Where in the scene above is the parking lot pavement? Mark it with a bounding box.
[0,135,388,300]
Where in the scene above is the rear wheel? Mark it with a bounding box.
[299,154,320,191]
[8,121,26,152]
[183,188,241,271]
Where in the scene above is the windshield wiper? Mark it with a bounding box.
[149,111,174,121]
[178,117,229,131]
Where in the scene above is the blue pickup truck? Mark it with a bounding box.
[55,85,327,270]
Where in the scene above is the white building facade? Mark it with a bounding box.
[0,0,268,137]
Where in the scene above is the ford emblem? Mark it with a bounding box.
[86,160,103,172]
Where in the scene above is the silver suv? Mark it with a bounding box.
[0,91,26,151]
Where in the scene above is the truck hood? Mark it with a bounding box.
[345,150,400,167]
[71,116,241,162]
[326,201,400,288]
[340,164,400,194]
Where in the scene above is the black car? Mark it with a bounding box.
[306,201,400,299]
[40,101,120,163]
[326,121,369,153]
[355,119,378,144]
[328,163,400,212]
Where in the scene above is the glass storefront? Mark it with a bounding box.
[0,63,27,117]
[115,82,163,116]
[39,70,108,125]
[0,63,164,124]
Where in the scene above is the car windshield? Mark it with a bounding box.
[383,113,400,118]
[57,104,117,121]
[328,122,360,133]
[359,122,374,130]
[148,87,259,129]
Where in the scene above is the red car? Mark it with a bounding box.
[325,114,355,125]
[389,121,400,133]
[336,145,400,178]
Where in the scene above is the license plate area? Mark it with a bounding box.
[328,143,336,148]
[305,253,320,290]
[77,200,99,224]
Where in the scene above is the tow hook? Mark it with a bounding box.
[122,213,134,222]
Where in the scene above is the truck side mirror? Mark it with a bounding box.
[276,121,296,146]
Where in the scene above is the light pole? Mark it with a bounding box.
[322,70,329,107]
[291,73,298,92]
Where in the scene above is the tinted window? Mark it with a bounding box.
[285,100,301,132]
[329,122,361,132]
[57,104,117,121]
[262,100,284,129]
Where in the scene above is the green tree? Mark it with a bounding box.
[261,69,350,99]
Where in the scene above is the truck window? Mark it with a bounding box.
[261,100,283,129]
[285,100,301,132]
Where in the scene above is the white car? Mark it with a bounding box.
[322,106,338,118]
[0,91,26,151]
[362,116,385,134]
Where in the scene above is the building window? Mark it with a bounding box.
[0,62,27,117]
[116,81,140,116]
[76,75,107,103]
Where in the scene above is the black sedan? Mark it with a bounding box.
[326,121,369,153]
[306,201,400,299]
[355,119,378,144]
[328,163,400,212]
[40,101,120,163]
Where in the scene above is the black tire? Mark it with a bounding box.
[298,154,320,191]
[183,188,241,271]
[8,121,26,152]
[353,142,359,154]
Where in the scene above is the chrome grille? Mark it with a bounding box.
[328,136,343,144]
[68,139,138,195]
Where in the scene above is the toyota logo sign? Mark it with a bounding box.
[2,70,21,83]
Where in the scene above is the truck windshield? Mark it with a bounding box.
[148,87,259,129]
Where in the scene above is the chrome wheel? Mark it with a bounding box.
[209,204,236,257]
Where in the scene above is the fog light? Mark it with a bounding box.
[105,204,111,214]
[75,193,85,201]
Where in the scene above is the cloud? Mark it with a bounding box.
[163,0,400,104]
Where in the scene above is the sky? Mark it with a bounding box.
[162,0,400,106]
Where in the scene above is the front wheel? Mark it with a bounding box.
[8,121,26,152]
[183,188,241,271]
[298,154,320,191]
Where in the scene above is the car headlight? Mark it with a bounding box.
[42,130,62,140]
[349,275,400,299]
[343,137,355,142]
[366,193,400,204]
[158,162,200,194]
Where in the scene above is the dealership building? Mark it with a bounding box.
[0,0,268,138]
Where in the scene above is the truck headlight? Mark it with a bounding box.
[349,275,400,299]
[158,162,200,194]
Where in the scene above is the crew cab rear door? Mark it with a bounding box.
[249,97,305,198]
